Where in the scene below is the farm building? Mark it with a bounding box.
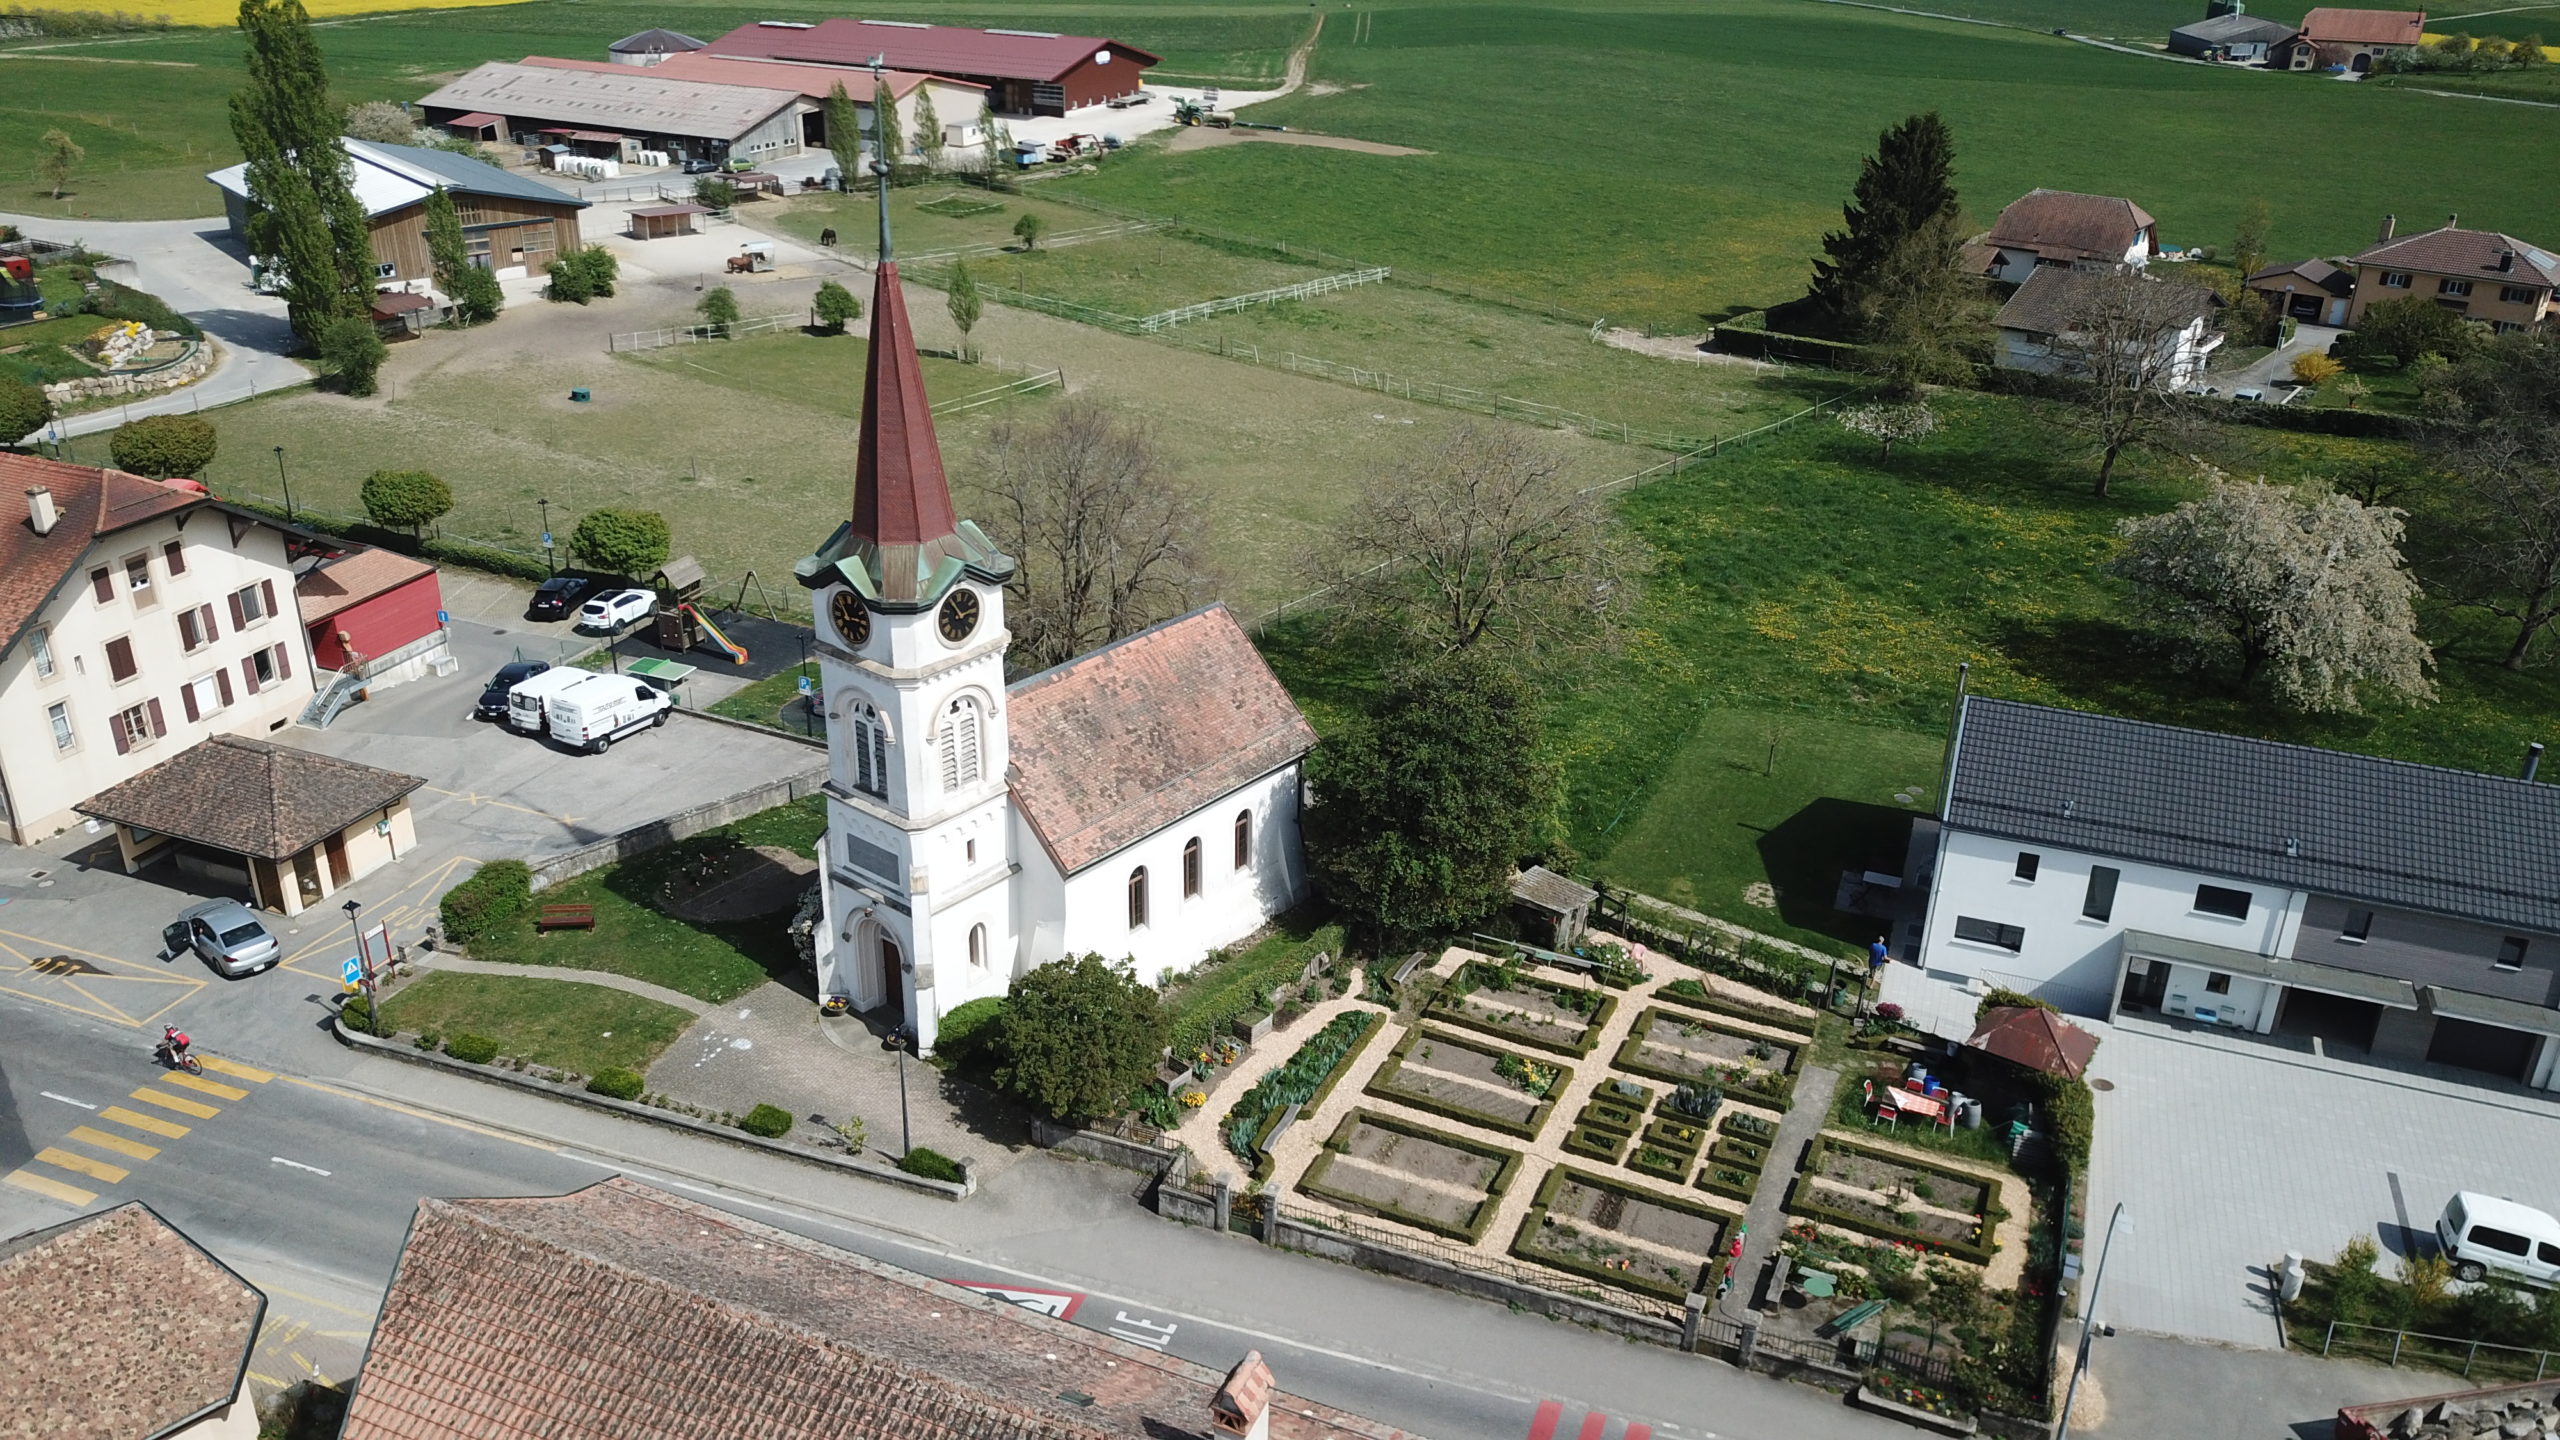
[2345,214,2559,331]
[295,546,448,690]
[208,137,588,285]
[1980,189,2160,284]
[609,27,705,66]
[704,18,1159,116]
[2167,9,2297,60]
[519,55,988,162]
[2246,257,2356,325]
[2271,7,2426,71]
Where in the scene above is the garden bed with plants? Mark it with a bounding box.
[1363,1025,1567,1138]
[1787,1134,2005,1265]
[1425,959,1617,1057]
[1296,1109,1525,1243]
[1655,976,1818,1037]
[1160,908,1347,1059]
[1223,1007,1385,1178]
[1513,1166,1733,1303]
[1612,1007,1799,1106]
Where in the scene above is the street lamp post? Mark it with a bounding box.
[2058,1204,2132,1440]
[343,898,378,1037]
[797,632,813,737]
[538,497,554,577]
[272,446,294,525]
[895,1029,912,1156]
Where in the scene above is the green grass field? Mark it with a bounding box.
[940,228,1331,316]
[378,971,697,1074]
[753,187,1116,260]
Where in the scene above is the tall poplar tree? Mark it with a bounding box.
[232,0,375,344]
[1805,111,1960,341]
[873,81,906,175]
[824,81,863,186]
[915,86,943,168]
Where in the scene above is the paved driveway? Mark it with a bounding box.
[2085,1016,2560,1348]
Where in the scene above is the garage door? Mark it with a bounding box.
[2428,1016,2539,1081]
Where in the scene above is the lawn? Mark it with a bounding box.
[377,970,696,1075]
[751,187,1107,261]
[1059,0,2560,327]
[708,662,821,734]
[937,228,1332,318]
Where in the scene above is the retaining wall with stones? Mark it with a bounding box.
[528,752,828,890]
[42,336,214,402]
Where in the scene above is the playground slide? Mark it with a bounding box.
[683,604,748,664]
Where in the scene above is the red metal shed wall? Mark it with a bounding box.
[1057,52,1146,108]
[308,573,444,672]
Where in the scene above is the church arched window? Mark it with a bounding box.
[1183,837,1202,898]
[851,705,888,797]
[1128,867,1149,929]
[939,695,983,791]
[1233,810,1252,871]
[969,923,987,968]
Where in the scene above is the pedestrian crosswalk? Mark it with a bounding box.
[1525,1400,1653,1440]
[1,1054,274,1207]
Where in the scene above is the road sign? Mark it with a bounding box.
[541,532,553,549]
[342,956,363,987]
[938,1281,1082,1320]
[797,674,813,696]
[437,609,451,624]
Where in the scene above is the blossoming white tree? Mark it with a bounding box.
[1836,401,1940,463]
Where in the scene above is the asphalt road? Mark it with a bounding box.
[0,992,1931,1440]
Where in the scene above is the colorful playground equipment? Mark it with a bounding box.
[650,556,747,664]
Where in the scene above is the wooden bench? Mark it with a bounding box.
[537,904,596,932]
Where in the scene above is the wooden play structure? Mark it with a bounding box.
[651,556,747,664]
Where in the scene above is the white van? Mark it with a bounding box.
[545,672,673,754]
[2437,1192,2560,1286]
[506,667,593,735]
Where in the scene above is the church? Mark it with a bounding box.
[793,194,1317,1055]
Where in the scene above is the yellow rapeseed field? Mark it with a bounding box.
[30,0,523,27]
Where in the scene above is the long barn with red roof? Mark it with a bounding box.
[707,17,1159,115]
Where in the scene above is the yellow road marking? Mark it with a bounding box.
[246,1371,289,1388]
[280,1076,555,1150]
[35,1146,127,1184]
[276,856,473,970]
[260,1283,377,1319]
[101,1105,189,1138]
[199,1055,274,1082]
[315,1328,371,1339]
[130,1086,220,1119]
[163,1071,249,1100]
[67,1125,158,1160]
[3,1169,95,1205]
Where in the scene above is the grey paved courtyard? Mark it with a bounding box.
[2086,1016,2560,1348]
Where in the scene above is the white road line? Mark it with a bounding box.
[270,1157,332,1176]
[40,1091,97,1109]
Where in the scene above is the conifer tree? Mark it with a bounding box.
[1806,112,1960,341]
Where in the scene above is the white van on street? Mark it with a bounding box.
[505,666,593,735]
[2437,1192,2560,1287]
[545,672,673,754]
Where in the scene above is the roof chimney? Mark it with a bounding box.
[25,485,58,537]
[2379,214,2396,243]
[2528,742,2546,784]
[1210,1351,1275,1440]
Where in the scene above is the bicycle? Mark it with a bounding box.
[156,1038,203,1075]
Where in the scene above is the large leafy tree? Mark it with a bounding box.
[569,507,671,577]
[2418,329,2560,669]
[2034,267,2215,496]
[2339,295,2481,369]
[0,378,56,448]
[1304,652,1564,944]
[232,0,376,344]
[1852,208,1987,397]
[109,415,219,478]
[2107,469,2435,713]
[359,469,453,535]
[991,955,1165,1120]
[1805,111,1960,341]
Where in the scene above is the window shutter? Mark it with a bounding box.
[229,591,246,629]
[106,637,136,681]
[216,668,234,707]
[181,684,200,722]
[164,540,187,576]
[241,656,261,695]
[92,569,114,603]
[201,603,218,642]
[111,712,130,754]
[261,579,278,620]
[146,697,166,737]
[178,611,198,651]
[274,643,291,681]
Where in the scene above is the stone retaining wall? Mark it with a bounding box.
[527,750,828,890]
[42,336,214,403]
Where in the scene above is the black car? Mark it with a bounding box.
[527,576,589,620]
[475,660,550,722]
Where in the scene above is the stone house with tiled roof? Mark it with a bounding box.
[2345,213,2559,333]
[2271,6,2426,71]
[791,193,1314,1053]
[0,454,316,848]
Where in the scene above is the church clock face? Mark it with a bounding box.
[829,589,871,648]
[938,588,982,645]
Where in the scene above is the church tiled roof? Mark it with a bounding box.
[1007,605,1316,874]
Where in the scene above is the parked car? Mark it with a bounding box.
[526,576,590,621]
[681,158,719,175]
[475,660,550,722]
[505,666,594,735]
[2438,1192,2560,1287]
[545,672,673,754]
[576,588,654,632]
[164,899,281,978]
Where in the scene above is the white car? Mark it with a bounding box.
[576,588,654,631]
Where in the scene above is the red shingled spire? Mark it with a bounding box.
[850,258,959,556]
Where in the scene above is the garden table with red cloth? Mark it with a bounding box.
[1866,1077,1953,1131]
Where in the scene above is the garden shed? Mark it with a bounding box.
[629,204,708,241]
[1510,866,1597,949]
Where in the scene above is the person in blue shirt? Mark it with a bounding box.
[1868,935,1891,972]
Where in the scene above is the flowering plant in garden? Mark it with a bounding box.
[1179,1090,1206,1109]
[1875,1002,1905,1023]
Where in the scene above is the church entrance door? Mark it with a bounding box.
[879,937,905,1023]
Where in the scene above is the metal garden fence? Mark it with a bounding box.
[607,311,807,351]
[1131,267,1391,331]
[2319,1320,2560,1381]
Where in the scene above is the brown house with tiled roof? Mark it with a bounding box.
[1981,189,2160,286]
[340,1177,1410,1440]
[80,733,422,915]
[0,452,317,848]
[2273,7,2425,70]
[0,1201,268,1440]
[2345,214,2560,332]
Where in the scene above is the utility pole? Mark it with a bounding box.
[273,445,294,525]
[2058,1204,2132,1440]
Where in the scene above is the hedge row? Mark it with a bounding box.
[1611,1008,1799,1109]
[214,495,557,583]
[1362,1025,1563,1140]
[1722,1111,1777,1143]
[1511,1166,1732,1303]
[1654,979,1818,1037]
[1296,1108,1525,1244]
[439,859,532,945]
[1782,1136,2006,1266]
[1564,1125,1626,1163]
[1424,966,1618,1058]
[1697,1166,1759,1204]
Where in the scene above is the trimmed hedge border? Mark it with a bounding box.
[1711,1136,1769,1171]
[1576,1095,1644,1134]
[1698,1166,1759,1204]
[1233,1007,1388,1180]
[1722,1111,1778,1143]
[1362,1025,1568,1141]
[1565,1125,1627,1163]
[1783,1134,2005,1266]
[1425,964,1619,1058]
[1512,1165,1736,1303]
[1654,979,1818,1038]
[1612,1007,1799,1108]
[1297,1107,1526,1244]
[1644,1117,1710,1157]
[1629,1145,1693,1183]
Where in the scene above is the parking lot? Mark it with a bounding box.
[2085,1016,2560,1349]
[0,619,821,1070]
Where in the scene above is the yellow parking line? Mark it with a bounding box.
[101,1105,189,1139]
[163,1071,250,1101]
[35,1146,127,1184]
[246,1371,289,1389]
[198,1055,274,1083]
[2,1169,95,1206]
[130,1086,220,1119]
[67,1125,158,1161]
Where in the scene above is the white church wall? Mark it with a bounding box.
[1051,764,1307,986]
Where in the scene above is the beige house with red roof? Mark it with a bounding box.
[2272,7,2426,71]
[791,192,1314,1052]
[2346,214,2559,332]
[0,455,315,847]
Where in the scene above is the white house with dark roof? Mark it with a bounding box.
[1910,696,2560,1087]
[792,189,1313,1053]
[1981,189,2160,286]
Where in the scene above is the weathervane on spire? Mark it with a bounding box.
[869,53,892,264]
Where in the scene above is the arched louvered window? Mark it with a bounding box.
[851,706,888,797]
[939,695,983,791]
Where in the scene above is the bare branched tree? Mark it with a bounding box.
[978,396,1211,669]
[2027,267,2217,496]
[1316,424,1637,657]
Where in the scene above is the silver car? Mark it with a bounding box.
[167,899,281,978]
